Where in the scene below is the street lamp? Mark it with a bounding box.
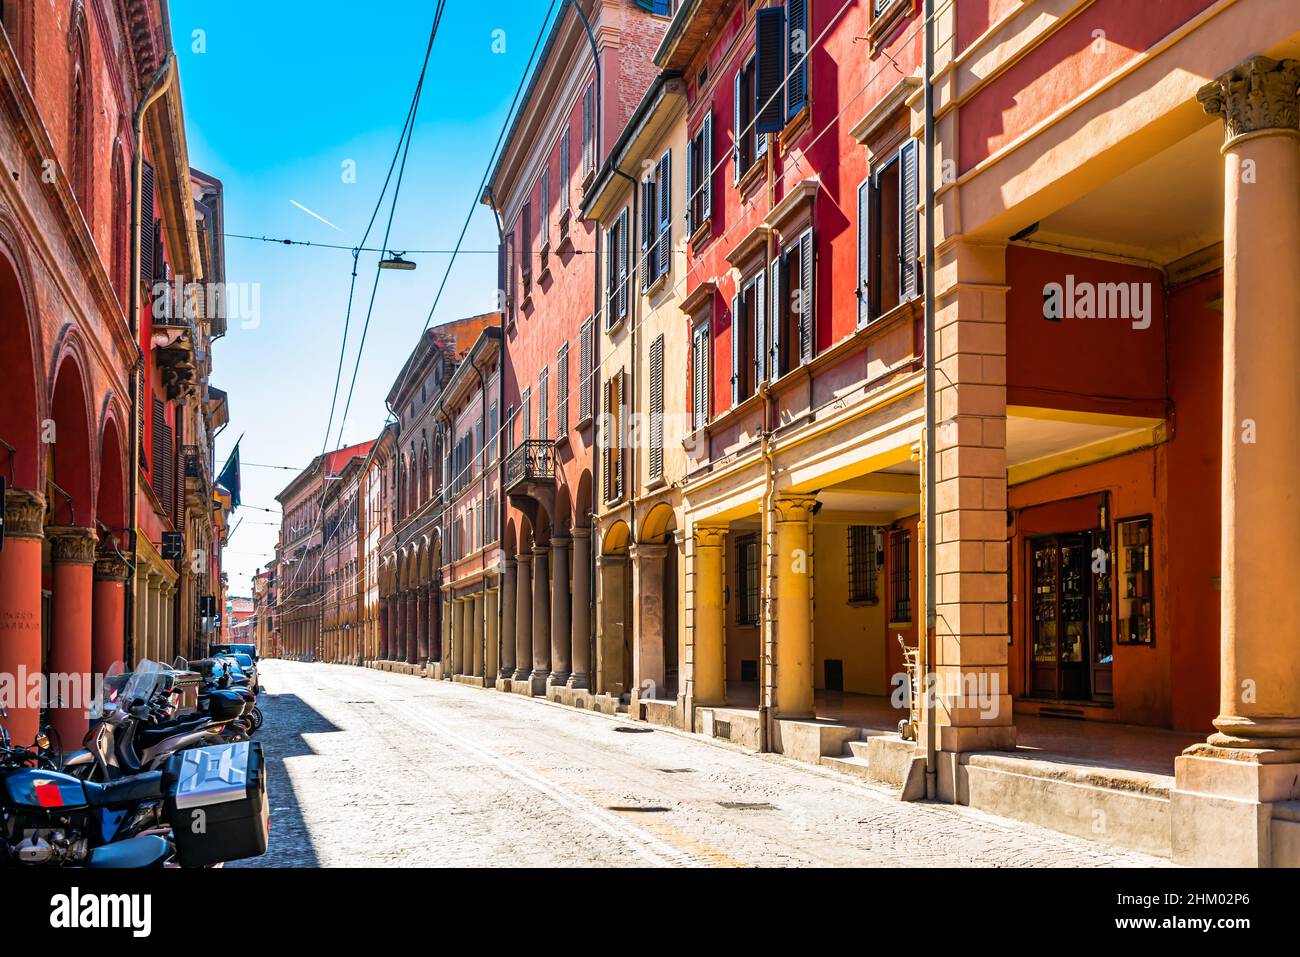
[379,251,416,271]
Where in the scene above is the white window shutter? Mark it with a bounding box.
[799,228,815,364]
[900,139,920,301]
[731,292,741,406]
[684,136,694,235]
[770,254,782,379]
[617,208,629,320]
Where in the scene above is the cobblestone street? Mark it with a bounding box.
[237,660,1170,868]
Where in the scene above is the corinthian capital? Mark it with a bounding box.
[94,551,131,582]
[47,526,97,564]
[3,487,45,540]
[774,494,819,524]
[1198,56,1300,147]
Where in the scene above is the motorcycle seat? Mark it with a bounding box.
[86,835,171,868]
[136,716,214,747]
[83,770,165,808]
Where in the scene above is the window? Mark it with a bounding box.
[754,7,786,134]
[859,140,921,324]
[605,207,629,327]
[582,83,596,176]
[556,343,569,436]
[735,534,760,626]
[540,168,551,249]
[733,56,766,184]
[649,334,665,480]
[520,202,532,297]
[730,270,765,405]
[685,113,713,235]
[578,317,594,423]
[520,386,531,443]
[70,27,91,212]
[502,232,516,321]
[786,0,809,120]
[602,370,626,503]
[488,402,499,464]
[505,404,515,454]
[538,366,549,441]
[691,319,710,432]
[560,128,571,213]
[486,492,498,545]
[847,526,880,604]
[111,148,128,306]
[641,151,672,289]
[767,227,814,379]
[888,527,912,623]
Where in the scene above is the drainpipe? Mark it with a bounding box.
[758,381,777,754]
[126,53,176,666]
[922,0,939,799]
[484,186,507,679]
[474,352,490,678]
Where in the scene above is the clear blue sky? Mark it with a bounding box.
[171,1,559,596]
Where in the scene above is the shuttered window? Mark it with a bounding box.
[863,140,922,322]
[521,386,531,443]
[582,83,596,175]
[755,8,785,134]
[733,58,764,183]
[649,335,665,480]
[559,129,571,212]
[602,370,626,503]
[504,232,516,321]
[540,168,550,248]
[899,140,920,302]
[538,366,549,442]
[857,176,871,327]
[786,0,809,120]
[686,113,713,236]
[556,343,569,437]
[654,150,671,283]
[140,161,156,283]
[691,320,710,433]
[606,208,629,327]
[578,317,594,423]
[641,151,672,287]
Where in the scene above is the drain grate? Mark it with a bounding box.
[614,726,655,734]
[717,801,775,811]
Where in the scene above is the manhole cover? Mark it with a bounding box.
[614,726,655,734]
[717,801,775,811]
[607,805,671,813]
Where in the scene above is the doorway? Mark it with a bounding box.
[1028,531,1113,704]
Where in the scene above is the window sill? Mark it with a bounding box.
[779,106,811,151]
[736,159,764,198]
[575,414,593,432]
[645,475,667,493]
[644,270,669,298]
[688,218,713,250]
[553,434,569,451]
[868,0,915,54]
[556,232,574,255]
[887,620,913,630]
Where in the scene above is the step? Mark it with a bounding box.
[820,754,874,781]
[960,751,1173,857]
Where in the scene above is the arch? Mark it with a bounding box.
[48,342,95,525]
[503,518,518,558]
[574,469,593,530]
[95,412,127,532]
[553,484,572,535]
[417,535,432,582]
[518,514,534,554]
[110,140,129,306]
[427,528,441,580]
[640,502,677,542]
[602,520,630,556]
[0,226,43,489]
[68,10,93,214]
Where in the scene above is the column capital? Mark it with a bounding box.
[550,535,572,550]
[1198,55,1300,149]
[532,544,549,558]
[693,525,727,549]
[94,552,130,582]
[3,487,45,540]
[629,540,668,561]
[774,494,819,524]
[47,526,97,564]
[515,551,533,567]
[570,525,592,541]
[596,553,626,568]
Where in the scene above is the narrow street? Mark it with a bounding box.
[238,660,1167,868]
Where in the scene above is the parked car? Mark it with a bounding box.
[229,652,259,693]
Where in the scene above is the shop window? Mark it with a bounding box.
[735,533,760,626]
[847,525,880,605]
[888,527,911,622]
[1116,516,1154,646]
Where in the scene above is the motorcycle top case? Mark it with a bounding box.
[164,740,268,867]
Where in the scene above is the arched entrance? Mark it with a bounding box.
[637,503,679,700]
[92,413,129,676]
[598,520,632,700]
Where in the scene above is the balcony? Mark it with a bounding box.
[505,439,555,494]
[183,444,212,509]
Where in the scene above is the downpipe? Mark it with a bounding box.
[923,0,938,800]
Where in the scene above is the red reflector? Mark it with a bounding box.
[34,783,64,808]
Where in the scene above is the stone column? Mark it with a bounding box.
[92,551,129,678]
[47,527,97,747]
[440,596,451,674]
[773,497,817,718]
[377,599,388,661]
[529,545,550,693]
[1171,57,1300,867]
[405,591,418,665]
[417,585,430,664]
[692,526,727,706]
[630,541,668,702]
[568,527,592,689]
[486,586,500,681]
[501,558,517,679]
[427,585,440,662]
[596,554,626,698]
[549,535,571,686]
[451,597,464,675]
[513,553,532,680]
[931,239,1015,753]
[0,490,44,745]
[471,591,485,678]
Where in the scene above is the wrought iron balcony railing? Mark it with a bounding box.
[505,439,555,491]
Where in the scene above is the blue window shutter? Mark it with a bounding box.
[656,150,671,280]
[754,271,766,385]
[755,8,786,134]
[787,0,808,120]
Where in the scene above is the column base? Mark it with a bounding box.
[566,672,589,690]
[529,674,549,696]
[498,667,514,680]
[1210,714,1300,751]
[1172,746,1300,867]
[548,671,571,688]
[512,668,530,681]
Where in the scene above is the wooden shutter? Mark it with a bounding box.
[649,335,664,480]
[799,228,815,364]
[899,139,920,301]
[579,317,593,421]
[692,322,709,432]
[733,69,742,185]
[538,367,549,441]
[582,85,595,174]
[601,378,612,502]
[505,232,516,320]
[755,8,786,134]
[140,161,155,283]
[754,271,767,386]
[857,176,872,326]
[702,113,713,224]
[540,169,550,247]
[786,0,808,120]
[640,177,653,291]
[730,293,741,406]
[614,371,625,499]
[151,398,165,501]
[656,151,671,281]
[616,208,629,321]
[556,343,569,436]
[770,254,782,378]
[684,134,694,236]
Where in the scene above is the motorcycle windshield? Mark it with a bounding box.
[119,660,170,708]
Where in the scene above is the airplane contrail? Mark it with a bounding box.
[289,199,342,231]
